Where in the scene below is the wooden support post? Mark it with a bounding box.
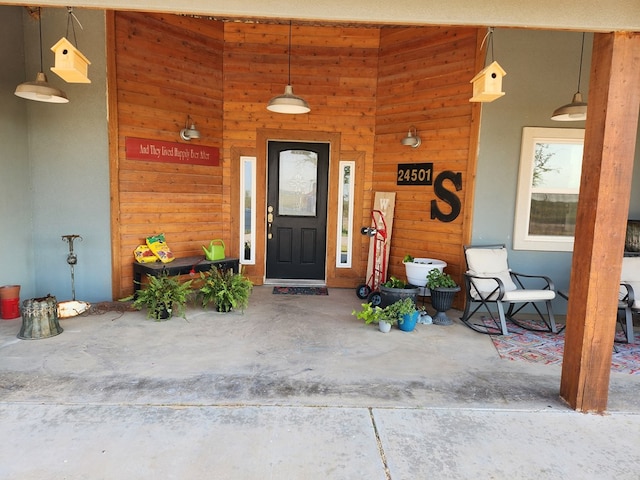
[560,32,640,412]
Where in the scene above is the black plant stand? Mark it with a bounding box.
[431,287,460,325]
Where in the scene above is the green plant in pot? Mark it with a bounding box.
[402,254,448,294]
[386,297,419,332]
[378,276,420,308]
[199,266,253,312]
[426,269,460,326]
[352,302,395,333]
[132,272,193,321]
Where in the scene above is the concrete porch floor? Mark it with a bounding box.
[1,286,639,479]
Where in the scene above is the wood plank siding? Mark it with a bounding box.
[110,12,224,298]
[375,27,482,299]
[109,12,480,298]
[223,22,380,287]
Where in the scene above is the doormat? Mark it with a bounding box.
[272,286,328,295]
[487,318,640,374]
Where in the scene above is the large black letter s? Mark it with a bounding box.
[430,171,462,222]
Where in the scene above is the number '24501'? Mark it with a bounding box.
[397,163,433,185]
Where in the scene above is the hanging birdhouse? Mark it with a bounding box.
[50,37,91,83]
[469,61,506,102]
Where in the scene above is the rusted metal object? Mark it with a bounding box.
[19,296,63,340]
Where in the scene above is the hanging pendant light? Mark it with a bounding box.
[551,33,587,121]
[267,21,310,114]
[15,7,68,104]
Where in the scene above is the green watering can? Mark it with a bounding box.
[203,239,225,261]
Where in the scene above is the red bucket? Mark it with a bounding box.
[1,298,20,319]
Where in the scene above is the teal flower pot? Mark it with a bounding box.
[398,310,419,332]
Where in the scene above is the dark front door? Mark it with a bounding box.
[266,141,329,280]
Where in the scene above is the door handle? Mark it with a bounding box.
[267,205,274,239]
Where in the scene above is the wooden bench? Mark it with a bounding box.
[133,256,240,294]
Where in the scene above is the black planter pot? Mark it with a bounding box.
[216,303,233,313]
[430,286,460,325]
[156,304,171,321]
[379,285,420,308]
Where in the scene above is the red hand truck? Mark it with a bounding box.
[355,209,388,306]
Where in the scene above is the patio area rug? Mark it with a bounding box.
[272,286,328,295]
[487,318,640,374]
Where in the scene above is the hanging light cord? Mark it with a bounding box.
[37,7,44,72]
[287,21,292,85]
[577,32,585,92]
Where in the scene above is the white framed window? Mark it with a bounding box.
[336,161,355,267]
[513,127,584,252]
[240,156,256,264]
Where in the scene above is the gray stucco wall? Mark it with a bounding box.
[473,28,640,314]
[0,6,110,303]
[0,7,33,299]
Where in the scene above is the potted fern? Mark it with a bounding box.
[132,272,193,321]
[199,266,253,312]
[426,269,460,325]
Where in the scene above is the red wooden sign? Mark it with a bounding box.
[125,137,219,166]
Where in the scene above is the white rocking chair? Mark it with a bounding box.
[618,256,639,343]
[460,244,557,335]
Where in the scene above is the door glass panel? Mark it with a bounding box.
[278,149,318,217]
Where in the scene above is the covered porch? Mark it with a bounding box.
[1,1,639,416]
[0,286,639,477]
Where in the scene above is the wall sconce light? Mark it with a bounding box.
[401,127,421,148]
[551,32,587,121]
[14,7,69,103]
[180,115,200,141]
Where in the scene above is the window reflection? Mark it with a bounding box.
[528,141,582,237]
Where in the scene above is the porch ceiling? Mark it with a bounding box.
[4,0,640,32]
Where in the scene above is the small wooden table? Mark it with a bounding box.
[133,256,240,294]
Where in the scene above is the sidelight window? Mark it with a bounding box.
[240,156,256,264]
[336,161,355,267]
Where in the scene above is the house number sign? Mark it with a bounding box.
[396,162,433,186]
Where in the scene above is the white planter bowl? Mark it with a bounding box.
[403,258,447,295]
[378,321,392,333]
